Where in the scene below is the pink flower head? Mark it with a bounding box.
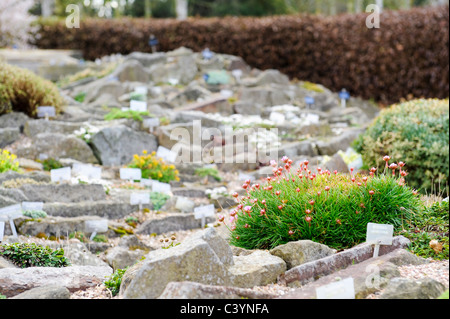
[281,156,289,163]
[398,161,405,168]
[369,190,375,195]
[325,186,330,192]
[288,230,295,236]
[261,199,266,205]
[304,160,309,166]
[275,190,281,196]
[232,192,239,198]
[309,200,315,206]
[243,206,252,213]
[260,209,266,216]
[270,160,277,167]
[305,216,312,223]
[334,170,338,175]
[383,155,391,162]
[218,215,225,222]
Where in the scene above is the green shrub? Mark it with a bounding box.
[0,62,64,117]
[353,99,449,195]
[225,156,423,250]
[104,267,127,296]
[404,200,449,260]
[0,243,70,268]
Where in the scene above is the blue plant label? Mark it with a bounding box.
[305,96,315,105]
[202,48,214,60]
[339,90,350,100]
[203,74,210,82]
[149,37,159,46]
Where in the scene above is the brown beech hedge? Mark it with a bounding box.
[33,5,449,104]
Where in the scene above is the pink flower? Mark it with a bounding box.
[309,200,315,206]
[243,206,252,213]
[282,156,289,163]
[334,170,338,175]
[232,192,239,198]
[369,190,375,195]
[305,216,312,223]
[296,188,300,193]
[275,190,281,196]
[218,215,225,222]
[261,199,266,205]
[288,230,295,236]
[242,184,248,189]
[270,160,277,167]
[260,209,266,216]
[278,205,283,210]
[305,209,311,215]
[325,186,330,192]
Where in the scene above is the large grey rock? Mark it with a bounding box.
[239,86,290,108]
[10,285,71,299]
[0,112,30,129]
[23,119,81,137]
[50,242,111,268]
[270,240,336,270]
[229,250,286,288]
[135,213,215,235]
[105,245,148,270]
[279,236,412,287]
[15,132,98,164]
[90,125,158,166]
[159,281,276,299]
[244,69,290,87]
[379,277,446,299]
[0,127,20,148]
[84,81,126,104]
[279,249,426,299]
[110,59,150,83]
[324,152,350,174]
[120,228,234,299]
[42,201,135,219]
[19,184,107,203]
[149,53,198,85]
[0,265,112,298]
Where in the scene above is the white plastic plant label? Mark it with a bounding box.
[73,163,102,180]
[152,181,171,194]
[143,118,160,129]
[51,167,71,183]
[0,204,23,221]
[316,277,355,299]
[37,106,56,118]
[84,219,109,234]
[366,223,394,245]
[120,168,142,181]
[130,100,148,112]
[0,222,4,242]
[156,146,177,163]
[130,192,150,205]
[22,202,44,212]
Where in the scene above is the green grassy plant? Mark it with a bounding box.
[225,156,423,250]
[0,243,70,268]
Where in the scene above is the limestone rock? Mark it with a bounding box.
[229,250,286,288]
[120,228,233,299]
[0,265,112,298]
[90,125,158,166]
[270,240,336,270]
[379,277,446,299]
[10,285,71,299]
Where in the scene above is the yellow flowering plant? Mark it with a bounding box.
[127,151,179,183]
[0,149,20,173]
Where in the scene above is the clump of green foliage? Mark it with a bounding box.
[300,81,325,93]
[150,191,170,211]
[0,243,70,268]
[39,157,64,171]
[69,231,87,243]
[226,156,423,251]
[353,99,449,194]
[0,62,64,117]
[104,267,128,296]
[195,167,222,182]
[404,200,449,260]
[104,109,151,122]
[23,210,48,219]
[92,234,108,243]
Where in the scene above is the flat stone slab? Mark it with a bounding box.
[278,236,411,287]
[136,213,216,235]
[20,184,107,203]
[278,249,428,299]
[42,201,135,219]
[0,265,112,298]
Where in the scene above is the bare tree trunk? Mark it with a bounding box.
[41,0,54,17]
[176,0,188,20]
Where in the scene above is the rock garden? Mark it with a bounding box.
[0,47,448,300]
